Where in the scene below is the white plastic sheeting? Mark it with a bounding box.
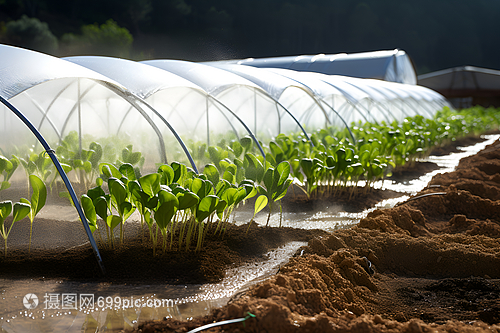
[227,49,417,85]
[0,45,194,169]
[0,44,450,169]
[256,68,450,124]
[205,63,339,132]
[63,56,263,153]
[142,60,285,138]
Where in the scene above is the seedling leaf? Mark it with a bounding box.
[12,202,30,223]
[28,175,46,219]
[254,195,268,216]
[139,173,161,197]
[203,164,220,188]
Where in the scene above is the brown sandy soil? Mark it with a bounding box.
[130,138,500,333]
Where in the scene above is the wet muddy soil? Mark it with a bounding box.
[1,135,499,332]
[130,137,500,333]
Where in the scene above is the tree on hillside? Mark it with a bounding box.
[3,15,58,54]
[60,19,133,57]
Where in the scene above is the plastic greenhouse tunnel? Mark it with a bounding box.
[0,45,212,272]
[0,44,453,277]
[63,56,278,171]
[142,60,314,148]
[263,68,378,127]
[205,63,325,139]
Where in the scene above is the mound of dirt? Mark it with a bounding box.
[132,138,500,332]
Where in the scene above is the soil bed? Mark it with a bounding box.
[130,137,500,333]
[1,135,499,332]
[0,222,326,284]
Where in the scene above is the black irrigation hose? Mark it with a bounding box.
[187,312,256,333]
[396,192,447,206]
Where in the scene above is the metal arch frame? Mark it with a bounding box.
[278,86,331,127]
[215,84,313,147]
[206,92,267,158]
[149,87,265,159]
[36,78,77,140]
[145,85,265,162]
[33,78,192,172]
[24,95,63,142]
[145,88,242,146]
[114,89,198,173]
[317,99,357,143]
[318,80,381,125]
[341,81,398,123]
[61,81,190,171]
[0,94,106,275]
[271,76,356,142]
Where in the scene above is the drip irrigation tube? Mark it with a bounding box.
[0,95,106,275]
[396,192,447,206]
[187,312,256,333]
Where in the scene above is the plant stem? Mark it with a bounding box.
[279,200,283,228]
[28,222,33,254]
[120,222,124,245]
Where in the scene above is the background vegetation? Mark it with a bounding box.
[0,0,498,74]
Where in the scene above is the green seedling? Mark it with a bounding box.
[0,155,18,191]
[246,195,268,235]
[193,194,220,251]
[244,153,265,183]
[257,161,292,226]
[14,152,53,194]
[81,194,98,233]
[19,175,46,254]
[154,189,178,253]
[0,201,30,257]
[108,177,135,245]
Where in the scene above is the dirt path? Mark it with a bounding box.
[132,139,500,332]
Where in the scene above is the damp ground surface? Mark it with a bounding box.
[130,137,500,333]
[1,135,500,332]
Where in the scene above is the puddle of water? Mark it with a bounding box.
[2,134,498,332]
[0,241,305,332]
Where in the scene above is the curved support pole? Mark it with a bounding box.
[208,96,241,141]
[210,97,266,158]
[37,79,74,136]
[0,95,106,275]
[116,90,199,173]
[274,100,313,146]
[25,95,63,143]
[318,99,357,144]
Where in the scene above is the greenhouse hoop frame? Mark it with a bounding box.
[0,94,106,275]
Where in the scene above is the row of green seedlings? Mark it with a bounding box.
[0,131,144,197]
[80,155,292,254]
[3,105,498,202]
[279,107,500,198]
[200,106,500,199]
[0,175,46,258]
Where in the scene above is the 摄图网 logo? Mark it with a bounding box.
[23,293,39,309]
